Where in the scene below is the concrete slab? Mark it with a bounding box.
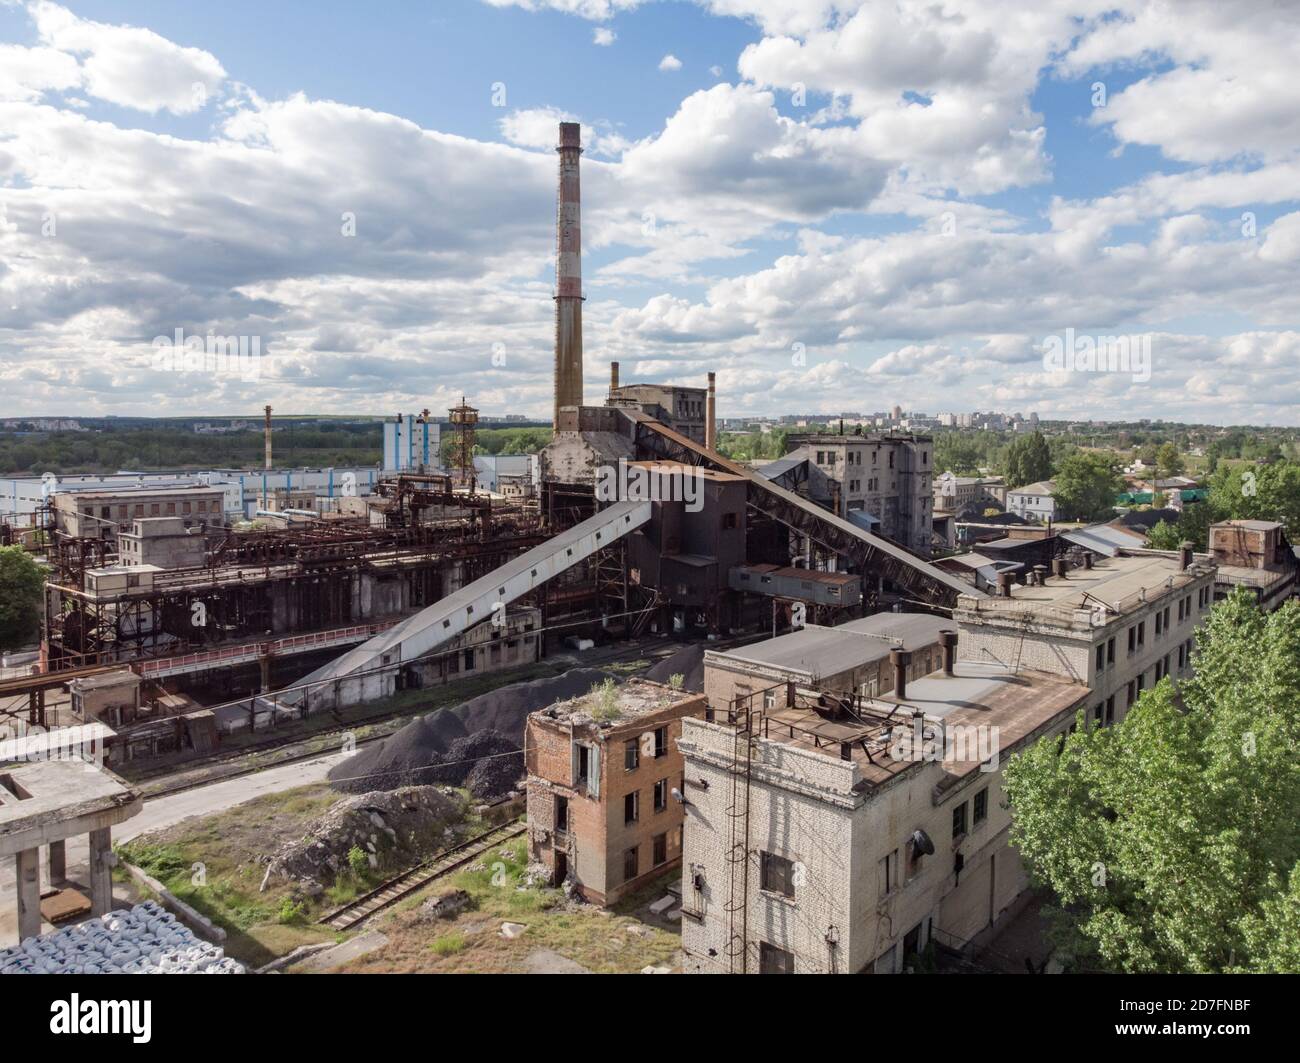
[523,948,589,974]
[291,931,389,973]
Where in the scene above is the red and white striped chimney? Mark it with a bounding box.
[553,122,584,425]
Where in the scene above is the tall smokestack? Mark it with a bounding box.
[263,405,273,471]
[554,122,584,425]
[610,361,619,396]
[706,372,717,451]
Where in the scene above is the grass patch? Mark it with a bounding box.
[117,783,345,968]
[334,839,682,974]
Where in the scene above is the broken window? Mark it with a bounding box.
[623,845,638,883]
[624,739,639,771]
[652,833,667,867]
[973,788,988,825]
[653,778,668,812]
[653,726,668,758]
[759,941,794,974]
[760,851,795,898]
[624,790,639,824]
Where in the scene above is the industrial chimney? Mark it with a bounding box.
[263,405,273,471]
[706,372,717,451]
[610,360,620,396]
[553,122,584,426]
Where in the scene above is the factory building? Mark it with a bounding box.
[678,623,1090,974]
[54,486,227,541]
[952,547,1217,729]
[703,612,950,708]
[761,432,935,556]
[525,678,705,905]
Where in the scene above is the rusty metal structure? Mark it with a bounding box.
[447,397,479,490]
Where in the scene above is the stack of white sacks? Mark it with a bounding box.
[0,901,244,974]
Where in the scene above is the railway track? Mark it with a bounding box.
[317,818,528,933]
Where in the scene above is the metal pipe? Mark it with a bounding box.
[890,647,911,699]
[939,629,958,676]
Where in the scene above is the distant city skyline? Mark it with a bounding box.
[1,1,1298,426]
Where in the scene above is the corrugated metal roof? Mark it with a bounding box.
[1062,524,1144,557]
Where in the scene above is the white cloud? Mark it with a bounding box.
[29,1,225,115]
[593,27,616,45]
[658,53,682,71]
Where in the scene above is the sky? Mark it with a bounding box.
[0,0,1299,425]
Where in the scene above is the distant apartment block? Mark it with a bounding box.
[933,472,1007,515]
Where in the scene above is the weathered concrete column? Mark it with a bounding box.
[48,839,66,883]
[16,848,41,941]
[88,827,113,917]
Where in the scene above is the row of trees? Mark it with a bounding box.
[1003,591,1300,972]
[1146,460,1300,550]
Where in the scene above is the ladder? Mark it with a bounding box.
[723,703,755,974]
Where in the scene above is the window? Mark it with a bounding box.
[759,941,793,974]
[623,845,638,883]
[973,788,988,825]
[182,501,192,515]
[624,791,639,825]
[463,649,475,671]
[763,689,776,710]
[1155,611,1163,636]
[652,832,667,867]
[880,849,898,897]
[1128,626,1137,655]
[1093,702,1104,726]
[1105,695,1116,726]
[653,726,668,758]
[952,802,968,839]
[624,739,639,771]
[1107,637,1116,664]
[760,851,795,898]
[653,778,669,812]
[1095,645,1105,674]
[1137,621,1145,648]
[722,512,738,529]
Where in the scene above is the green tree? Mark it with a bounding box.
[1145,519,1183,551]
[1003,591,1300,973]
[0,546,44,650]
[1052,452,1124,521]
[1005,430,1053,488]
[934,433,982,476]
[1155,442,1185,480]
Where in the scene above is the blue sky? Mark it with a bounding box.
[1,0,1299,424]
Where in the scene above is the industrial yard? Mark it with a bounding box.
[1,7,1297,1038]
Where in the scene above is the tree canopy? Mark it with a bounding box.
[1003,591,1300,972]
[1005,430,1053,489]
[0,546,44,651]
[1052,452,1124,521]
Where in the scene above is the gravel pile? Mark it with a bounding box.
[0,902,244,974]
[643,643,705,692]
[263,785,462,893]
[329,667,615,795]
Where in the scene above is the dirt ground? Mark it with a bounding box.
[328,837,683,974]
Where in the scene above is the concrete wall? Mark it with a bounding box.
[679,700,1076,974]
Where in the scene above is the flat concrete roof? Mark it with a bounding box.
[958,551,1211,622]
[0,760,142,856]
[760,660,1088,788]
[709,612,949,679]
